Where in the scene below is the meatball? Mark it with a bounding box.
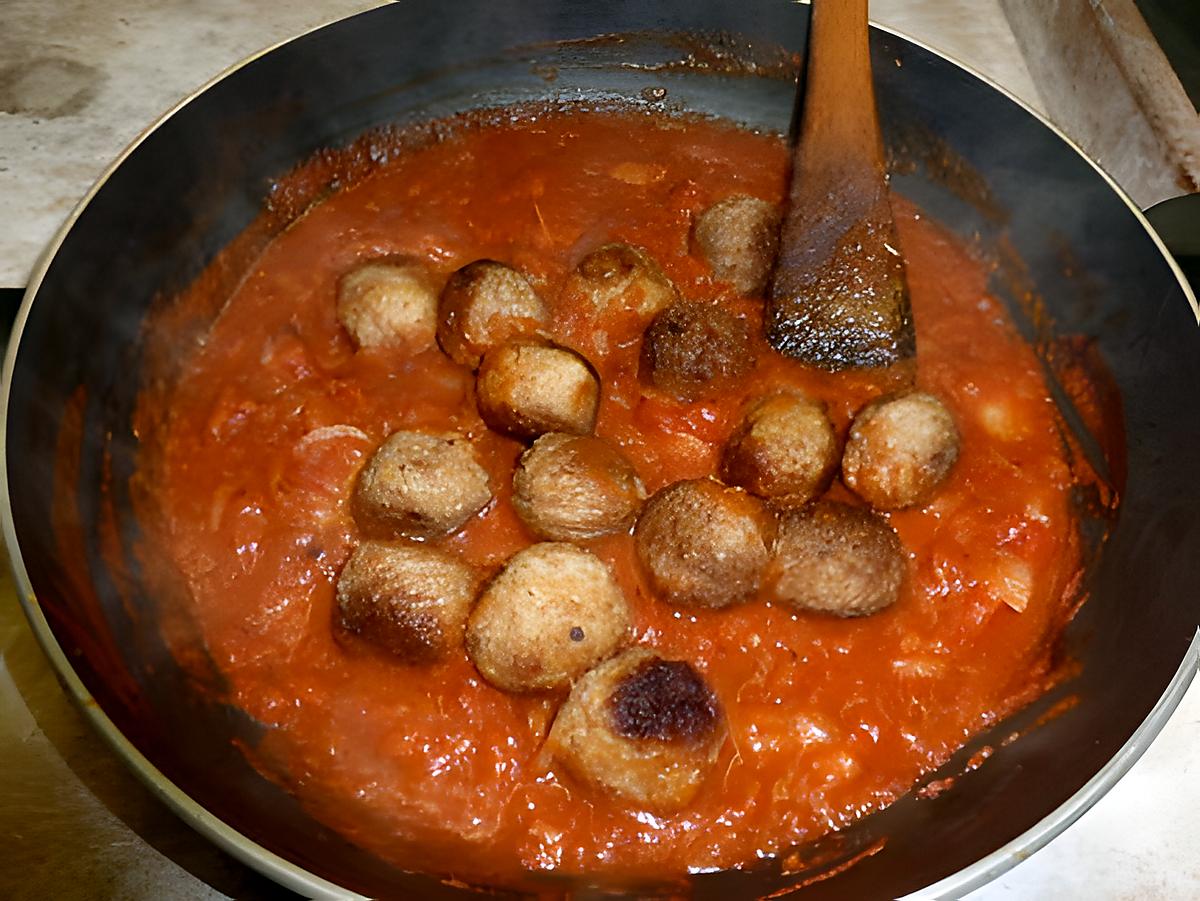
[566,243,678,319]
[436,260,549,368]
[548,647,724,810]
[336,541,478,662]
[336,259,439,351]
[513,433,646,541]
[842,390,960,509]
[476,340,600,440]
[722,392,839,508]
[765,500,905,617]
[640,301,755,402]
[353,431,492,538]
[692,195,781,296]
[634,479,775,609]
[466,543,632,692]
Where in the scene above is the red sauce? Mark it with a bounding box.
[134,109,1081,884]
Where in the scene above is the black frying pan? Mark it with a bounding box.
[4,1,1199,897]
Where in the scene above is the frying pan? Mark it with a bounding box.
[4,1,1198,897]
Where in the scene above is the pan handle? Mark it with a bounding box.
[0,288,21,344]
[1144,194,1200,261]
[1143,195,1199,300]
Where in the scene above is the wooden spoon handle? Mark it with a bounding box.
[799,0,884,185]
[768,0,915,371]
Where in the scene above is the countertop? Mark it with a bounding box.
[1,1,1198,898]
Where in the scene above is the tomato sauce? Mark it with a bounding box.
[134,109,1081,883]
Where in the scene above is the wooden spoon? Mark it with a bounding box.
[767,0,915,370]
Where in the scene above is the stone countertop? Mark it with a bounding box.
[1,2,1198,899]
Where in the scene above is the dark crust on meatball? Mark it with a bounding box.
[692,195,781,297]
[842,390,961,510]
[512,433,646,540]
[722,392,839,508]
[344,600,440,661]
[547,647,725,809]
[640,301,755,401]
[336,542,479,663]
[766,501,905,617]
[610,658,719,745]
[476,340,601,439]
[436,260,548,368]
[634,479,776,609]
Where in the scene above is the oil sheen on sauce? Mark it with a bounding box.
[134,109,1081,883]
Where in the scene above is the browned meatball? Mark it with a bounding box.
[354,431,492,538]
[548,647,724,810]
[476,340,600,440]
[722,392,839,508]
[634,479,775,609]
[765,500,905,617]
[692,195,781,296]
[466,543,632,692]
[566,243,678,319]
[336,259,439,351]
[842,390,960,510]
[640,301,755,401]
[436,260,549,368]
[336,541,478,662]
[513,433,646,541]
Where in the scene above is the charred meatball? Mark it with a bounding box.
[634,479,775,609]
[336,541,478,662]
[842,390,960,509]
[476,340,600,439]
[566,243,678,319]
[354,431,492,538]
[336,259,439,351]
[692,195,781,296]
[766,500,905,617]
[466,542,632,692]
[436,260,549,368]
[513,433,646,541]
[641,301,755,401]
[548,647,724,809]
[722,392,839,508]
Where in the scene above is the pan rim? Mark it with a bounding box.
[2,5,1196,898]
